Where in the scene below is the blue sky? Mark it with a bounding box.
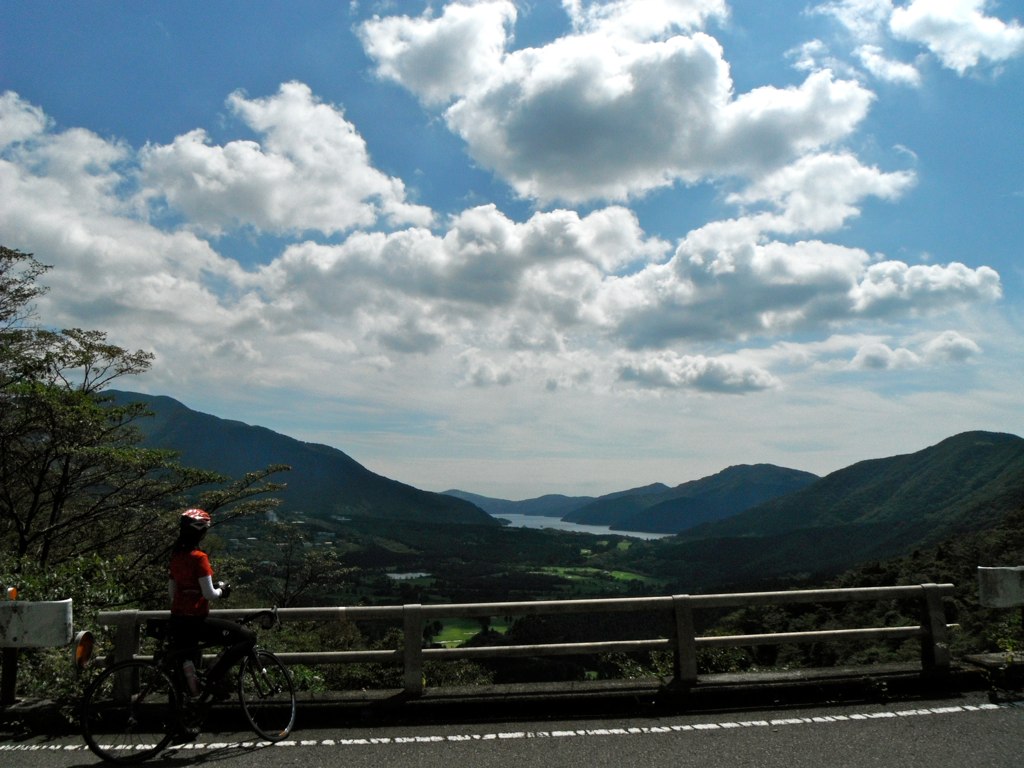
[2,0,1022,499]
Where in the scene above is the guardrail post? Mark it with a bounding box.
[671,595,698,688]
[919,584,950,673]
[108,611,140,700]
[403,604,424,696]
[109,611,140,664]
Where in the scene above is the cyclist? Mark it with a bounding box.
[168,508,255,698]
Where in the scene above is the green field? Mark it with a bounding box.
[534,566,666,589]
[433,618,510,647]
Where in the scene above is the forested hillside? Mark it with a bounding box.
[115,387,1023,594]
[109,391,497,527]
[443,489,597,518]
[682,431,1023,543]
[448,466,818,534]
[610,432,1024,591]
[564,464,819,533]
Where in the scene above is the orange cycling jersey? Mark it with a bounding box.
[169,549,215,617]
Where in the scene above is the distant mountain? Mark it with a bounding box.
[449,468,817,534]
[643,431,1024,588]
[683,431,1024,544]
[564,465,819,533]
[109,391,497,527]
[445,482,673,523]
[442,490,596,518]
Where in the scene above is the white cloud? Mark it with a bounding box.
[816,0,1024,77]
[0,91,49,148]
[788,39,843,74]
[0,94,134,219]
[0,83,1005,408]
[359,1,517,107]
[250,204,668,347]
[448,31,731,201]
[0,152,243,346]
[848,329,981,370]
[726,152,916,233]
[464,48,872,202]
[890,0,1024,74]
[921,329,982,363]
[617,351,779,393]
[815,0,895,42]
[562,0,728,38]
[458,348,517,387]
[139,82,433,235]
[756,328,984,376]
[604,235,869,347]
[855,44,922,85]
[850,260,1002,316]
[850,341,920,369]
[362,4,874,203]
[0,95,233,292]
[601,216,1001,351]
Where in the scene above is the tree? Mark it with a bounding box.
[0,246,49,389]
[242,522,351,607]
[0,246,287,581]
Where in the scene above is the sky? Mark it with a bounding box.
[2,0,1023,500]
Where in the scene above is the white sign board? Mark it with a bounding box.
[978,566,1024,608]
[0,599,73,648]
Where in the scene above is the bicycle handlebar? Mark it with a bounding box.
[237,607,279,630]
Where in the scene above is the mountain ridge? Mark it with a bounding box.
[680,431,1024,542]
[108,390,1023,588]
[631,430,1024,588]
[441,490,597,518]
[109,390,498,527]
[568,464,819,533]
[447,465,819,534]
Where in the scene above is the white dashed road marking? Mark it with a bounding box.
[0,702,1010,755]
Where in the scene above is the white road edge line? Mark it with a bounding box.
[0,703,1008,753]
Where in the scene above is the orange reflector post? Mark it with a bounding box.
[73,631,95,670]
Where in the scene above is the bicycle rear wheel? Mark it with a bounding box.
[80,660,179,764]
[237,649,296,741]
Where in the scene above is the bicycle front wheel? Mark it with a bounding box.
[237,649,296,741]
[80,660,179,764]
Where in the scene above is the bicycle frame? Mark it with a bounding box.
[81,608,295,763]
[148,608,278,693]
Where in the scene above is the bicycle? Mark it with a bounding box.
[79,608,297,764]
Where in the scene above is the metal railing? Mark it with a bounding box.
[97,582,956,695]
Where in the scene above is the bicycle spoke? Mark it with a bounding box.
[80,660,180,764]
[237,650,297,741]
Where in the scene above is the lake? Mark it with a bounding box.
[493,513,671,540]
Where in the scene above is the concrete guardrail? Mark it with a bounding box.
[96,583,957,696]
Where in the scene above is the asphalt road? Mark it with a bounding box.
[3,690,1022,768]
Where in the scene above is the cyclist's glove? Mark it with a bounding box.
[216,581,232,600]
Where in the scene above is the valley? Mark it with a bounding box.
[107,390,1024,679]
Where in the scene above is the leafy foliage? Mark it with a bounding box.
[0,246,287,703]
[234,522,354,607]
[0,246,288,576]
